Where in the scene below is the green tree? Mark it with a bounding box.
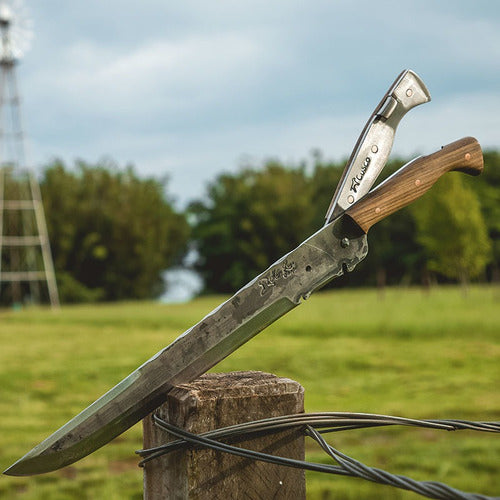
[412,173,492,285]
[190,154,431,294]
[189,162,313,293]
[190,149,498,295]
[40,160,189,302]
[464,149,500,281]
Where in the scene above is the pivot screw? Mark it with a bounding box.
[341,237,350,248]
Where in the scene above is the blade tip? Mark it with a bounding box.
[3,461,27,476]
[3,452,54,476]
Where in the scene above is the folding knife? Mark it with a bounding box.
[325,69,430,223]
[4,71,484,476]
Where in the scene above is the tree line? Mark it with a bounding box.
[34,149,500,302]
[190,150,497,293]
[40,160,189,302]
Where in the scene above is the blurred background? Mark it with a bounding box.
[0,1,499,499]
[5,0,498,303]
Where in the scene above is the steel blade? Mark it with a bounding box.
[4,216,368,476]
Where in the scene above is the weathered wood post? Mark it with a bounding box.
[142,371,305,499]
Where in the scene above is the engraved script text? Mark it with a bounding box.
[350,156,371,193]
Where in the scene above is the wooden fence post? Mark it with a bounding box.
[142,370,305,499]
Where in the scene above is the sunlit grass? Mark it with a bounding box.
[0,286,498,498]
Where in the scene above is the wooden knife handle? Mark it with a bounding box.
[345,136,483,233]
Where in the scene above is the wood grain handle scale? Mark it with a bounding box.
[345,136,483,233]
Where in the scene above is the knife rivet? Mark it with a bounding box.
[347,195,354,204]
[341,237,350,248]
[406,88,413,97]
[371,145,378,153]
[465,153,471,161]
[415,179,421,187]
[375,207,381,214]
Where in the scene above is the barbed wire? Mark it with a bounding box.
[136,412,500,500]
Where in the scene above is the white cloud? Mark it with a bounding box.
[17,0,500,209]
[35,31,276,120]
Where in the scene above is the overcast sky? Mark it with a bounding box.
[13,1,500,207]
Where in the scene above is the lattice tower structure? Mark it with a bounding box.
[0,2,59,307]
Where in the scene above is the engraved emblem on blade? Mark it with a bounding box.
[259,260,297,295]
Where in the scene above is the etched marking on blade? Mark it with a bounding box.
[258,259,297,295]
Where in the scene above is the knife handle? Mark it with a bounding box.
[345,136,483,233]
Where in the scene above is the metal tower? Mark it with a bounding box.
[0,1,59,307]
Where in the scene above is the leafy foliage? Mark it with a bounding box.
[40,160,189,302]
[412,174,491,284]
[12,148,496,300]
[191,151,499,293]
[189,162,313,293]
[465,149,500,280]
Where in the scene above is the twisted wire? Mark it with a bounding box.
[136,412,500,500]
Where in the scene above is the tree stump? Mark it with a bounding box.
[142,371,305,499]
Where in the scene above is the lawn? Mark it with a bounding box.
[0,286,499,499]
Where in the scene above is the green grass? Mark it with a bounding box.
[0,286,499,499]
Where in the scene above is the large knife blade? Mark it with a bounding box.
[6,214,369,476]
[4,139,483,476]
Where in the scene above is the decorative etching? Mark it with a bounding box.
[258,260,297,295]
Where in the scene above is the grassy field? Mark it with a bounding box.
[0,286,499,499]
